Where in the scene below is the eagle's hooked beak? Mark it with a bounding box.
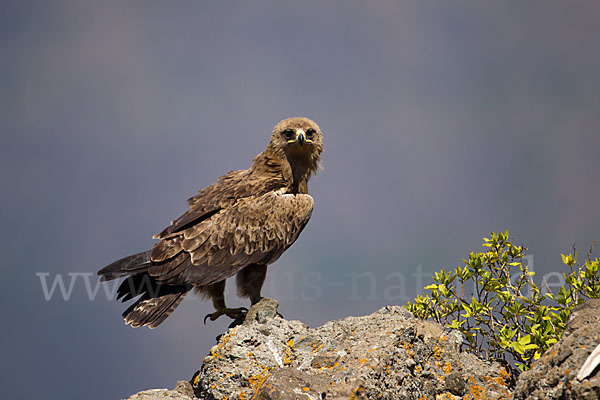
[296,129,306,146]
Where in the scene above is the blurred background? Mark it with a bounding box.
[2,1,599,398]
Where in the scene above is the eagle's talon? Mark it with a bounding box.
[203,307,248,324]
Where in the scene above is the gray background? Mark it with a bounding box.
[2,1,599,399]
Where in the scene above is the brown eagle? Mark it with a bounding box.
[98,117,323,328]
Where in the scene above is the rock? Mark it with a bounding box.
[445,371,467,396]
[513,299,600,400]
[126,381,194,400]
[122,297,600,399]
[250,368,350,400]
[173,381,195,398]
[194,299,512,399]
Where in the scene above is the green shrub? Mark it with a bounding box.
[405,231,600,373]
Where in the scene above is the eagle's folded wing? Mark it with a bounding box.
[148,192,313,286]
[156,168,285,239]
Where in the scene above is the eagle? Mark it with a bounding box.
[98,117,323,328]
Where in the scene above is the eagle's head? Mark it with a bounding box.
[269,117,323,165]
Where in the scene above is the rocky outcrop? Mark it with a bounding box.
[126,298,600,400]
[126,381,194,400]
[513,299,600,400]
[192,298,511,399]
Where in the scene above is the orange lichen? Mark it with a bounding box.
[467,375,486,400]
[283,339,295,366]
[312,356,340,369]
[311,341,324,353]
[443,361,453,374]
[384,364,392,374]
[396,340,414,351]
[432,345,444,360]
[437,394,461,400]
[219,373,233,382]
[493,375,505,386]
[349,387,365,400]
[247,365,272,398]
[209,332,236,359]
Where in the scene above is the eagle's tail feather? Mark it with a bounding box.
[117,272,190,328]
[123,291,187,328]
[97,251,152,281]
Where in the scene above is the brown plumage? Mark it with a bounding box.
[98,117,323,328]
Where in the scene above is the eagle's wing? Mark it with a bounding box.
[156,167,285,239]
[148,191,313,286]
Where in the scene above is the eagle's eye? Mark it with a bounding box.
[306,128,316,139]
[281,129,295,141]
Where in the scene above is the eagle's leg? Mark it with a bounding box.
[201,280,247,324]
[236,263,267,305]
